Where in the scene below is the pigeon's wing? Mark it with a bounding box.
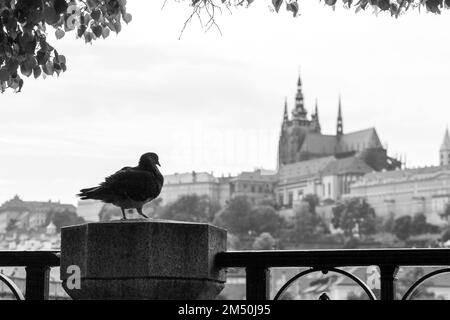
[101,168,160,202]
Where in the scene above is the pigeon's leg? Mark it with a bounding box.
[137,207,149,219]
[120,208,127,220]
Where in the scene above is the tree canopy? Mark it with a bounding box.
[0,0,131,92]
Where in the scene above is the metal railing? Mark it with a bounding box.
[215,248,450,300]
[3,248,450,300]
[0,251,60,300]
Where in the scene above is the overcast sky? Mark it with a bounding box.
[1,1,449,205]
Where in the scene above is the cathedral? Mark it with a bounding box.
[278,74,401,172]
[275,74,402,207]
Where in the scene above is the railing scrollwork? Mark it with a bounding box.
[0,273,25,300]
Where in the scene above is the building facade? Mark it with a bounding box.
[275,74,400,208]
[348,165,450,225]
[0,195,76,233]
[348,129,450,225]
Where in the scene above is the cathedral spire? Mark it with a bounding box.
[337,95,343,136]
[315,98,319,123]
[292,72,307,121]
[283,97,289,122]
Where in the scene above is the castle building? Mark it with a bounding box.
[0,195,76,233]
[276,74,401,207]
[348,128,450,225]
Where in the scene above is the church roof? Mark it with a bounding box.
[322,156,373,176]
[299,134,337,154]
[278,156,336,182]
[339,128,383,151]
[441,128,450,151]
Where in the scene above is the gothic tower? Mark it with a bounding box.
[336,95,343,136]
[440,127,450,165]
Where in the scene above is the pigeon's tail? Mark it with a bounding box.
[77,186,108,200]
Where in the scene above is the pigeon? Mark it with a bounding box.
[77,152,164,220]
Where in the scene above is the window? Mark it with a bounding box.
[328,183,331,197]
[288,192,293,208]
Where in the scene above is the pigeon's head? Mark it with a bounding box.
[139,152,161,167]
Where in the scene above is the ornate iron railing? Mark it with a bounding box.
[215,248,450,300]
[0,251,60,300]
[3,248,450,300]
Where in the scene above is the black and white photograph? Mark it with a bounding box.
[1,0,450,311]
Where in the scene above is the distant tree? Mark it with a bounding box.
[302,194,320,214]
[393,215,412,241]
[252,232,276,250]
[410,213,439,235]
[213,196,253,235]
[331,198,376,239]
[214,196,284,236]
[289,201,328,243]
[5,218,19,232]
[249,205,284,237]
[0,0,132,92]
[48,209,84,231]
[159,194,220,223]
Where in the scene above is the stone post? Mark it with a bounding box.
[60,219,227,299]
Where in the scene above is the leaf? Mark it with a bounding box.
[325,0,337,5]
[91,9,101,21]
[92,25,103,38]
[44,6,59,25]
[286,1,299,16]
[43,61,54,75]
[55,28,65,39]
[57,55,66,64]
[123,13,132,24]
[54,0,69,14]
[272,0,283,12]
[20,62,32,77]
[0,69,9,81]
[77,25,87,37]
[33,66,41,79]
[102,26,110,39]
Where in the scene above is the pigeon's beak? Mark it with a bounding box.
[156,160,161,166]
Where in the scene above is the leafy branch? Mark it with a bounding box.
[0,0,132,93]
[175,0,450,37]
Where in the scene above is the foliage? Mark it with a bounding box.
[252,232,276,250]
[331,198,376,238]
[177,0,450,38]
[159,194,220,223]
[214,196,285,236]
[47,208,84,230]
[393,213,439,241]
[0,0,131,92]
[392,215,411,240]
[5,217,18,231]
[288,199,329,243]
[411,213,439,234]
